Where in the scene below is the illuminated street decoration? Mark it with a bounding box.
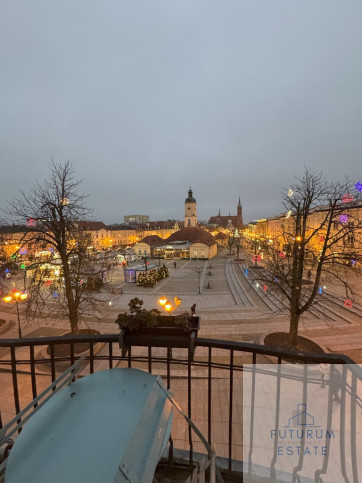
[263,284,267,292]
[344,299,353,308]
[26,218,37,226]
[279,252,286,258]
[61,198,69,206]
[19,247,27,255]
[319,236,325,242]
[318,287,322,294]
[287,189,293,197]
[351,259,356,266]
[245,268,248,276]
[339,214,349,224]
[355,181,362,192]
[285,210,292,219]
[342,194,354,203]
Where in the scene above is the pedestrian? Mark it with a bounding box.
[191,303,196,316]
[174,261,177,269]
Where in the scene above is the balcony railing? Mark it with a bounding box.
[0,335,360,482]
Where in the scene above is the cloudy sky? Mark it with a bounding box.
[1,0,361,224]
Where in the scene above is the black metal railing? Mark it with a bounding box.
[0,335,360,481]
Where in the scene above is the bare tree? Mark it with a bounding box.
[253,169,362,348]
[227,232,235,255]
[5,161,110,334]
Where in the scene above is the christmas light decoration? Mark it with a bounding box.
[279,252,286,258]
[339,214,349,224]
[245,268,248,276]
[287,189,293,197]
[355,182,362,192]
[318,287,322,294]
[26,218,37,227]
[19,247,27,255]
[285,210,292,219]
[344,299,353,308]
[342,194,354,203]
[263,284,267,292]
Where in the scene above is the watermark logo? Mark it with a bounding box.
[271,404,334,456]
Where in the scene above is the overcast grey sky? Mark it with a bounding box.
[1,0,361,224]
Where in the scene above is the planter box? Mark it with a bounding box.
[118,316,200,360]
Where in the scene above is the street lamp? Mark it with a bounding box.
[194,267,203,294]
[159,295,167,307]
[158,295,182,314]
[3,291,28,338]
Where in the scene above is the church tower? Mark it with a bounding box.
[184,188,198,227]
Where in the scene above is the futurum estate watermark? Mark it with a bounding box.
[271,403,334,456]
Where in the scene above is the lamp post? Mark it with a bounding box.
[158,295,182,315]
[194,267,203,294]
[3,291,28,339]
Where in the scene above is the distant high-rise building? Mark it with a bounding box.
[124,214,149,224]
[184,188,198,227]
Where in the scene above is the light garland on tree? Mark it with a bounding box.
[342,194,354,203]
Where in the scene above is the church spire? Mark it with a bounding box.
[218,208,221,217]
[237,197,242,218]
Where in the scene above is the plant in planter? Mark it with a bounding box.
[116,297,200,359]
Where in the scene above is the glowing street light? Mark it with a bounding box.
[3,291,28,338]
[158,295,182,315]
[164,301,173,313]
[158,296,167,307]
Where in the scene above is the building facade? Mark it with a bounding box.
[208,197,243,230]
[124,214,149,224]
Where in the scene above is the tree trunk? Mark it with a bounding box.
[61,255,79,335]
[289,312,300,348]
